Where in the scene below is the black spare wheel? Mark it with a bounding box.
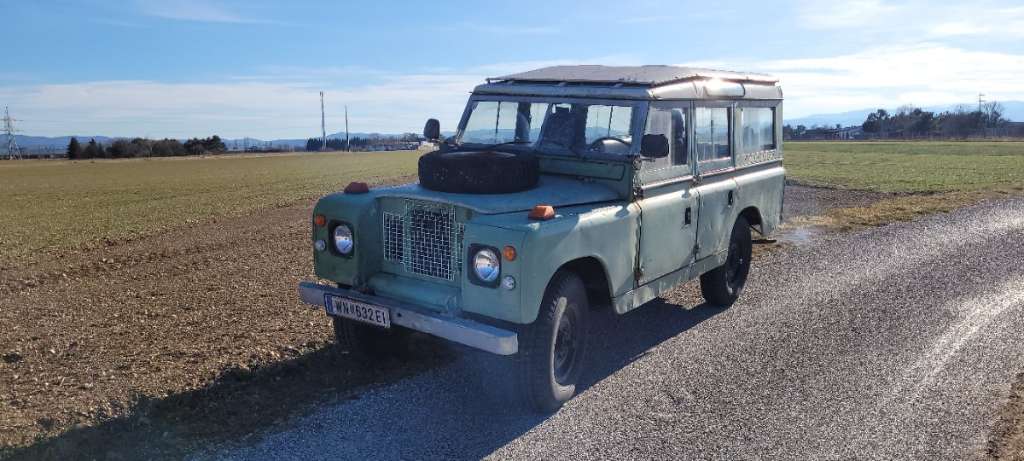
[418,150,539,194]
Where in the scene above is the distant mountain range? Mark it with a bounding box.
[785,101,1024,128]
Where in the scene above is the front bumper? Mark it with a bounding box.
[297,282,518,355]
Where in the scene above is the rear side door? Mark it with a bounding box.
[693,103,738,260]
[636,103,699,284]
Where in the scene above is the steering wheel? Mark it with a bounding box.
[588,136,631,152]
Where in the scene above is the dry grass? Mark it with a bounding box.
[784,190,1005,231]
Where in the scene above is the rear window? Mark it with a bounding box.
[739,107,775,153]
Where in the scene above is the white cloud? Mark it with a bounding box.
[0,75,479,138]
[797,0,1024,39]
[5,45,1022,137]
[1,58,638,138]
[745,44,1024,117]
[798,0,901,29]
[433,23,560,35]
[137,0,276,24]
[928,21,991,37]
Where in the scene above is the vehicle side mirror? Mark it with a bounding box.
[423,118,441,141]
[640,134,669,158]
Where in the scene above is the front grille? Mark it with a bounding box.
[383,200,464,281]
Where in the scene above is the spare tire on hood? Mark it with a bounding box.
[418,150,539,194]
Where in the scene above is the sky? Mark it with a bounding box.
[2,0,1024,138]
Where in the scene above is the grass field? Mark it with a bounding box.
[785,141,1024,193]
[0,151,421,261]
[2,142,1023,261]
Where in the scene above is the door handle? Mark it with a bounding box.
[684,207,692,225]
[727,190,735,206]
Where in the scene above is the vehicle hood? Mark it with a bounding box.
[374,175,621,215]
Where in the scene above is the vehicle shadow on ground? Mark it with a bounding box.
[439,297,727,458]
[0,336,456,461]
[2,296,721,460]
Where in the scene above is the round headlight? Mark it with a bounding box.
[473,248,500,283]
[333,224,354,255]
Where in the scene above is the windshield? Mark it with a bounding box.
[458,99,637,156]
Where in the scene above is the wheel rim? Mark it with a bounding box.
[725,240,747,289]
[553,309,578,384]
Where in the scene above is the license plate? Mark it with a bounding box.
[325,295,391,328]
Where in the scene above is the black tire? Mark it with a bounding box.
[516,271,589,413]
[700,216,753,307]
[418,150,539,194]
[332,317,411,363]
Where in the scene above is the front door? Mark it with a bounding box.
[637,186,699,284]
[637,103,699,284]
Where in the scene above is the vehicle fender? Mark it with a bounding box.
[515,203,638,324]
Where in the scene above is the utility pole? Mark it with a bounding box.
[978,93,986,112]
[344,105,350,152]
[3,106,21,160]
[320,91,327,151]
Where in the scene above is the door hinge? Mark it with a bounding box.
[634,266,644,281]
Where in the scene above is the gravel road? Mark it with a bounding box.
[204,196,1024,460]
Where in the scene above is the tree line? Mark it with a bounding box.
[304,133,420,151]
[67,136,227,159]
[784,102,1018,140]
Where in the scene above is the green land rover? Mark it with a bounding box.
[299,65,785,412]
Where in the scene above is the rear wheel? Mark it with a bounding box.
[332,317,411,362]
[516,271,589,413]
[700,216,753,307]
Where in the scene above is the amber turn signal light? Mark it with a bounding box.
[314,214,327,227]
[528,205,555,221]
[503,245,517,261]
[344,181,370,194]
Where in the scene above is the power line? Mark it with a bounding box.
[3,106,21,160]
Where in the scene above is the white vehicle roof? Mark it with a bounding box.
[475,65,782,101]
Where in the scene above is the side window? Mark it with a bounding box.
[739,107,775,153]
[644,105,688,168]
[695,107,730,162]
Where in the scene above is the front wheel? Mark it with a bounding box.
[516,271,590,413]
[700,216,753,307]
